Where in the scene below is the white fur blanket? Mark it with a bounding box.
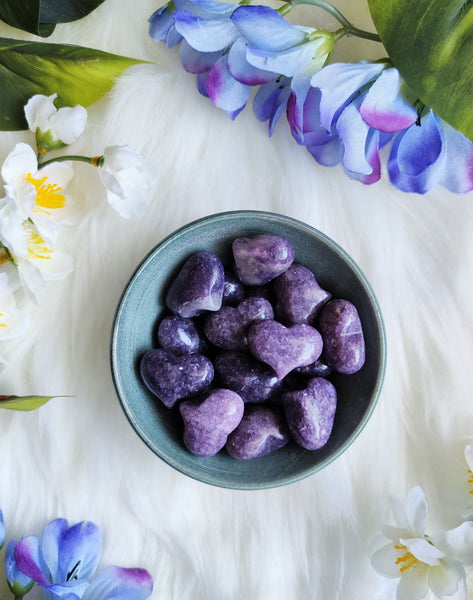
[1,1,473,598]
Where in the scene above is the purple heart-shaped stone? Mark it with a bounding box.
[157,315,204,356]
[226,404,291,460]
[247,320,323,379]
[165,251,225,318]
[232,234,295,286]
[213,351,281,403]
[273,263,331,326]
[180,388,244,456]
[317,299,365,374]
[204,297,274,351]
[140,349,213,408]
[283,377,337,450]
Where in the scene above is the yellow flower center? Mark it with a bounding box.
[468,469,473,495]
[0,252,9,265]
[26,173,66,214]
[25,228,52,260]
[0,312,6,327]
[395,544,420,573]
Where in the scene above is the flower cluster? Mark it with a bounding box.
[149,0,473,195]
[0,94,158,352]
[0,511,153,600]
[370,443,473,600]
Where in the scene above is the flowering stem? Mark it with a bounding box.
[285,0,381,42]
[37,155,104,169]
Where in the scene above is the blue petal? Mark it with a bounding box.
[82,567,153,600]
[336,97,374,175]
[310,61,385,131]
[174,10,238,52]
[344,129,381,185]
[0,509,4,549]
[440,119,473,193]
[206,56,251,119]
[287,87,334,147]
[166,26,184,48]
[5,540,35,594]
[360,68,417,132]
[228,38,278,85]
[253,78,291,136]
[231,5,307,51]
[246,40,319,77]
[40,518,68,583]
[46,580,90,600]
[57,522,102,582]
[196,71,210,97]
[388,110,445,193]
[307,137,343,167]
[14,535,50,586]
[180,40,222,73]
[148,6,175,43]
[175,0,236,18]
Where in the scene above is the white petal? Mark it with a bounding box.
[401,537,445,566]
[396,566,429,600]
[35,249,73,281]
[428,558,465,599]
[389,494,410,531]
[0,203,27,256]
[39,161,74,189]
[405,486,428,537]
[50,105,87,144]
[370,542,404,578]
[24,94,57,133]
[1,143,37,187]
[17,259,44,303]
[464,442,473,472]
[432,521,473,566]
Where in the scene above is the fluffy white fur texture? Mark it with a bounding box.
[1,1,473,598]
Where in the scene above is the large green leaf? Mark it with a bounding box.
[0,395,69,411]
[368,0,473,142]
[40,0,107,24]
[0,38,145,130]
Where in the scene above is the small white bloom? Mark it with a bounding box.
[1,143,73,244]
[24,93,87,147]
[0,272,28,341]
[370,486,473,600]
[97,145,158,219]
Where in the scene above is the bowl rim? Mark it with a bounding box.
[110,210,387,489]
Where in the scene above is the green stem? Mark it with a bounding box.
[37,154,103,169]
[285,0,381,42]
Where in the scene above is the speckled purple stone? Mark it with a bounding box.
[157,315,204,355]
[273,263,331,326]
[283,377,337,450]
[140,349,213,408]
[232,234,295,286]
[247,320,323,379]
[223,270,246,305]
[226,404,291,460]
[294,357,333,377]
[204,297,274,351]
[165,251,225,318]
[317,299,365,374]
[179,388,244,456]
[214,351,281,403]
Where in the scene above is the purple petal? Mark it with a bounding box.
[287,87,334,147]
[337,97,374,175]
[58,521,102,582]
[206,56,251,119]
[345,129,382,185]
[311,61,385,131]
[227,38,278,85]
[253,78,291,136]
[180,40,222,73]
[196,71,210,97]
[360,68,417,132]
[231,5,307,51]
[174,10,237,52]
[246,40,320,77]
[388,110,446,193]
[82,567,153,600]
[14,536,50,586]
[5,540,34,593]
[40,518,68,583]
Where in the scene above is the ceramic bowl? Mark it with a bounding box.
[110,211,386,489]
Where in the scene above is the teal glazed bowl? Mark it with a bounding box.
[110,211,386,489]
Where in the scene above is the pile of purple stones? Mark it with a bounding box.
[140,233,365,459]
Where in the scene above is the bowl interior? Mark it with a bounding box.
[111,211,386,489]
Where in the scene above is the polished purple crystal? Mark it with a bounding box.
[179,388,244,456]
[247,320,323,379]
[223,270,246,305]
[317,299,365,374]
[273,263,331,325]
[204,297,274,351]
[140,349,213,408]
[213,350,281,403]
[157,315,204,355]
[283,377,337,450]
[226,404,291,460]
[294,357,333,377]
[232,234,295,286]
[165,251,225,318]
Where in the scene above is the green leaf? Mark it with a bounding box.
[368,0,473,142]
[0,38,145,131]
[40,0,107,24]
[0,395,70,411]
[0,0,55,37]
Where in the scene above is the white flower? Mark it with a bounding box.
[0,272,28,341]
[370,486,473,600]
[97,145,158,219]
[1,143,73,244]
[24,93,87,148]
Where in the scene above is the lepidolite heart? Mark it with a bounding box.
[204,297,274,351]
[140,349,213,408]
[247,320,323,379]
[179,388,244,456]
[283,377,337,450]
[232,234,295,285]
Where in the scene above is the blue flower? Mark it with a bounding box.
[14,518,102,599]
[0,509,5,549]
[81,566,153,600]
[5,540,35,598]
